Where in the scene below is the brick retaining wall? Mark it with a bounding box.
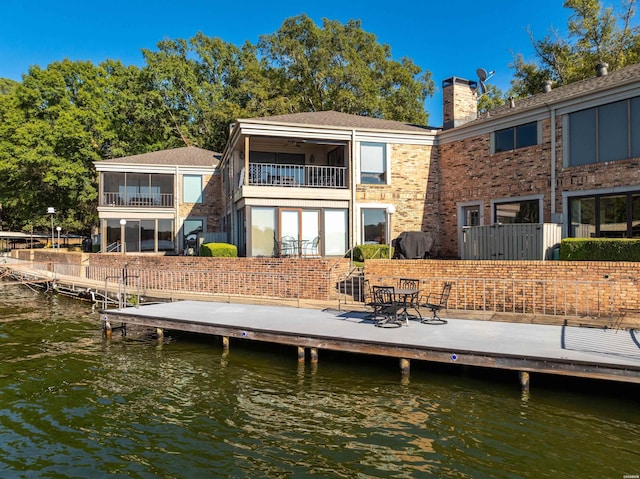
[365,259,640,326]
[86,254,351,301]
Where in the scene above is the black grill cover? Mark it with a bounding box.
[394,231,433,259]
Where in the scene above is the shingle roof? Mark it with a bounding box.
[244,110,434,133]
[474,62,640,124]
[99,146,221,167]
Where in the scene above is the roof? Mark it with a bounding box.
[98,146,221,167]
[241,110,435,133]
[474,62,640,125]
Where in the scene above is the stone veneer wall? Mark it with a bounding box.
[364,259,640,326]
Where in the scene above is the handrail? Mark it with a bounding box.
[246,163,347,188]
[104,242,121,253]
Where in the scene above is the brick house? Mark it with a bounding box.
[218,111,439,257]
[94,62,640,258]
[439,62,640,257]
[94,146,222,254]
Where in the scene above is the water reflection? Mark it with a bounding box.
[0,285,639,478]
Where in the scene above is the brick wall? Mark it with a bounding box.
[356,143,439,247]
[365,259,640,325]
[439,113,640,258]
[179,173,224,232]
[87,254,351,301]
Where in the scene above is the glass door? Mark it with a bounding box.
[280,209,320,256]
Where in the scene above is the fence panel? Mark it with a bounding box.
[461,223,562,260]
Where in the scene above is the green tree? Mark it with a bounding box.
[258,15,434,124]
[511,0,640,97]
[478,83,507,114]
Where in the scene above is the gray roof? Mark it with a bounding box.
[244,110,435,133]
[99,146,221,167]
[474,62,640,124]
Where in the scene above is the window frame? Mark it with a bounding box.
[182,174,203,204]
[567,96,640,167]
[493,121,538,153]
[567,190,640,238]
[491,195,543,224]
[359,142,389,185]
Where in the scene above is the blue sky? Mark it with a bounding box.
[1,0,573,126]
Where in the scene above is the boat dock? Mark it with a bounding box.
[102,300,640,389]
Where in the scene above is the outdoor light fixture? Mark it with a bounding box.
[56,226,61,249]
[47,207,55,248]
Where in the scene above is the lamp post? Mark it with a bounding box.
[120,219,127,254]
[386,204,396,259]
[47,207,55,248]
[56,226,61,249]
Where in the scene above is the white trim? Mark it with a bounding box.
[94,163,215,175]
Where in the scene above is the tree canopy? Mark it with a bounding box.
[0,15,435,234]
[510,0,640,97]
[1,6,638,234]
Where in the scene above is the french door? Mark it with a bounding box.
[280,209,319,254]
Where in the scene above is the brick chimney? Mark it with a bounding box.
[442,77,478,130]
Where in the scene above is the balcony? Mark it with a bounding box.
[244,163,347,188]
[101,192,174,208]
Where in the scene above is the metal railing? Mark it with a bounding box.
[86,265,303,306]
[101,192,174,207]
[337,275,616,320]
[245,163,347,188]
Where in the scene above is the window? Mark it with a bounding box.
[183,175,203,203]
[360,143,387,184]
[569,191,640,238]
[250,207,275,257]
[324,209,347,255]
[568,97,640,166]
[157,219,175,251]
[362,208,387,243]
[494,122,537,153]
[101,173,173,206]
[461,205,481,227]
[494,199,540,224]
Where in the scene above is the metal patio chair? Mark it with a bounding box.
[421,282,452,325]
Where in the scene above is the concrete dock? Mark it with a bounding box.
[102,300,640,386]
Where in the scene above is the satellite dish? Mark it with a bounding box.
[475,68,495,96]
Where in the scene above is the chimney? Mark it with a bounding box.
[543,80,552,93]
[442,77,478,130]
[509,97,515,108]
[596,62,609,77]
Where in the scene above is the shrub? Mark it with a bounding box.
[352,244,393,262]
[200,243,238,257]
[560,238,640,261]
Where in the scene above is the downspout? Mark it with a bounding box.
[175,165,180,253]
[350,129,357,251]
[550,107,556,220]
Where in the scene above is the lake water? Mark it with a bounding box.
[0,285,639,478]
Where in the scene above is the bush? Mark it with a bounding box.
[200,243,238,257]
[560,238,640,261]
[352,244,393,262]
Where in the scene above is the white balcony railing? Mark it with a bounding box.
[245,164,347,188]
[101,192,174,207]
